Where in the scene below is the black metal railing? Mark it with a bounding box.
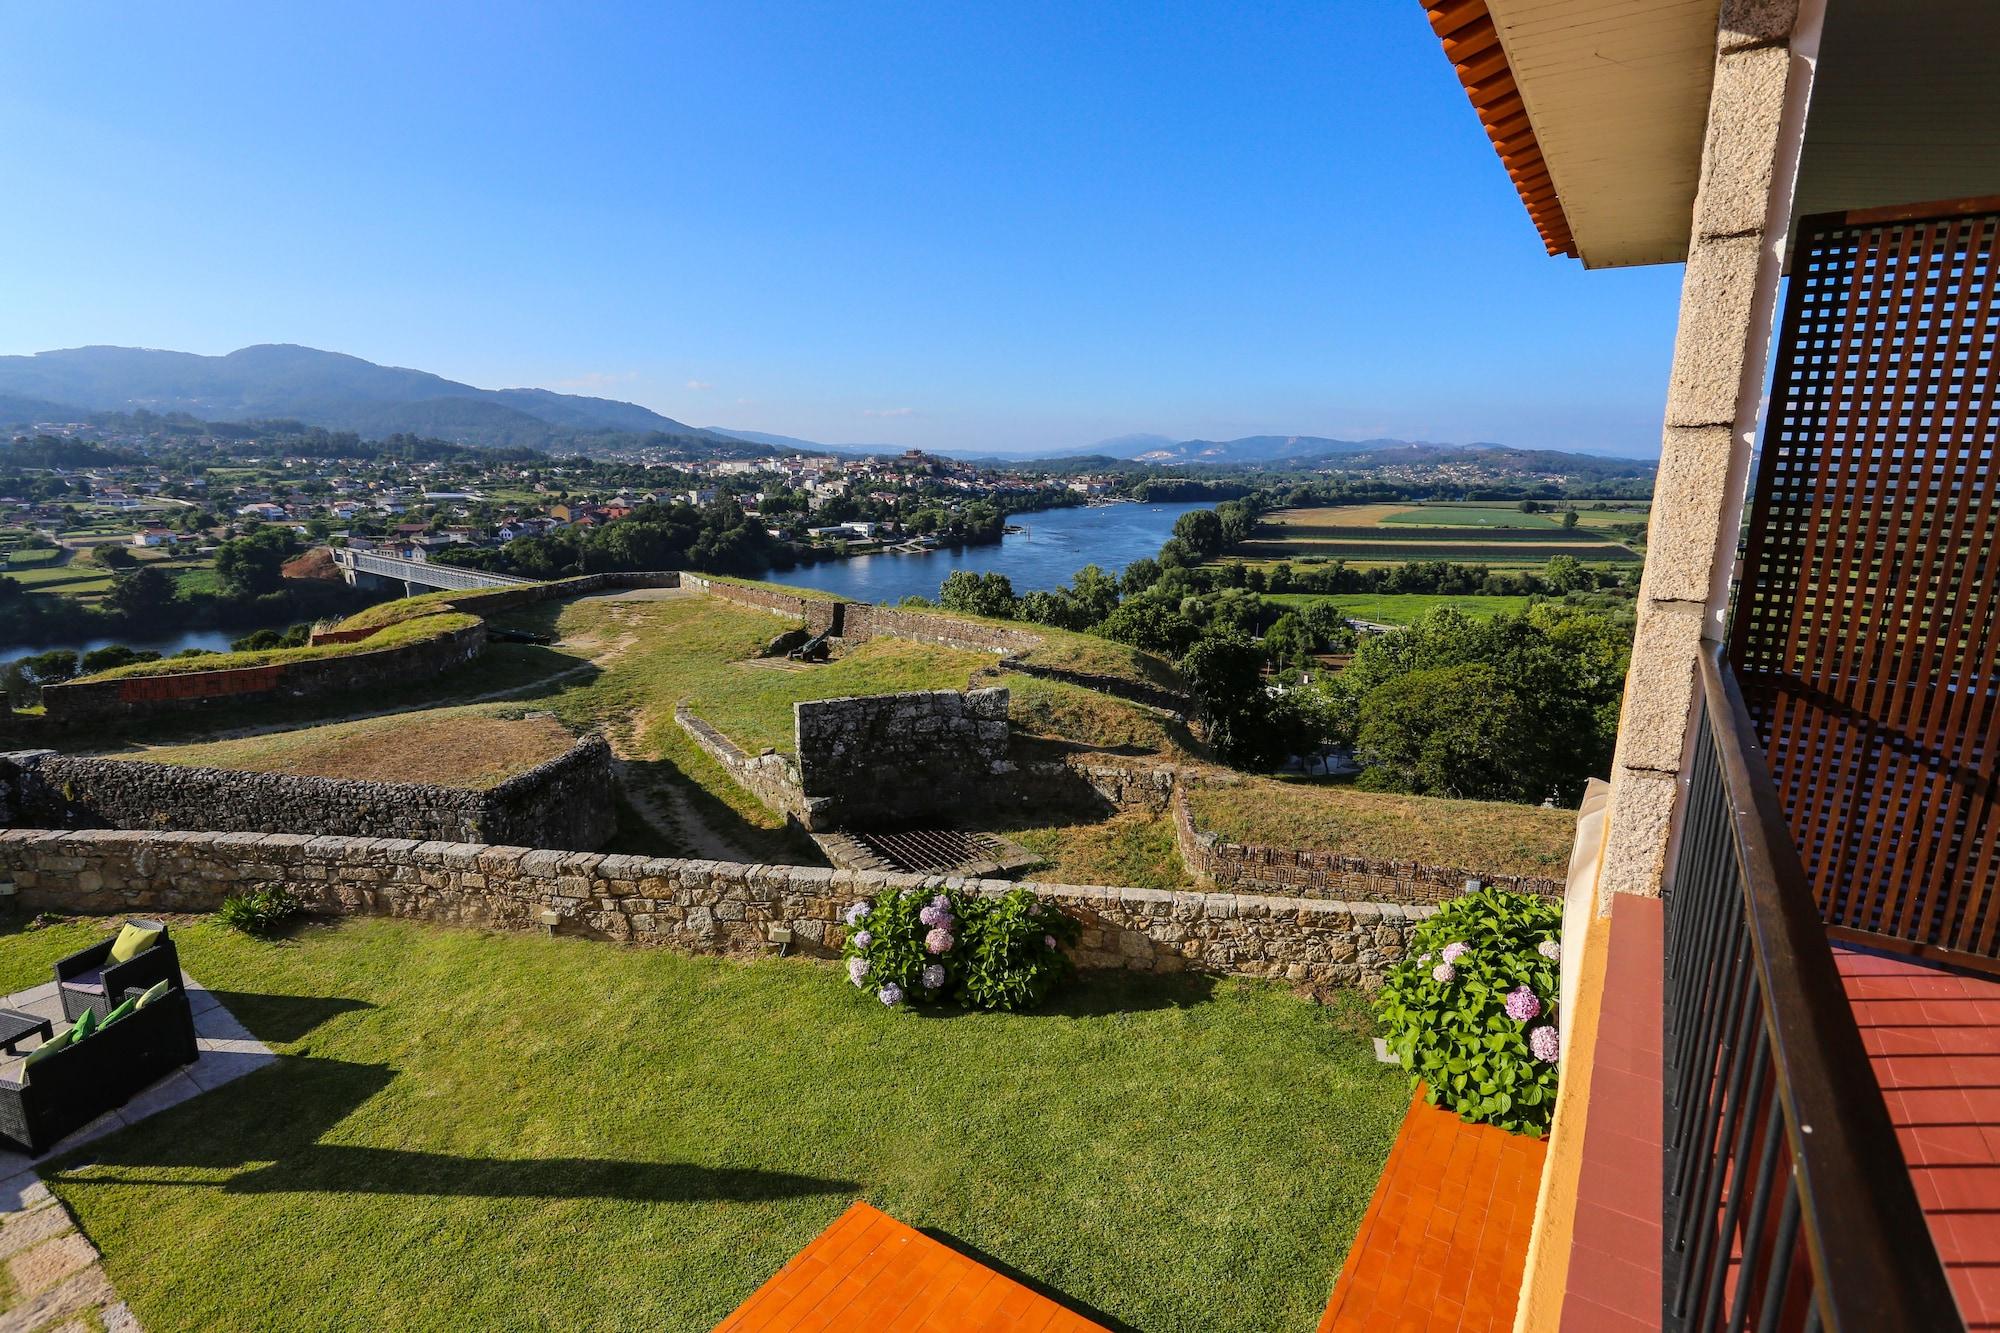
[1662,648,1960,1332]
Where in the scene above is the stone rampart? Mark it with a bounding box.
[840,604,1040,655]
[673,705,810,825]
[39,622,488,725]
[676,574,841,635]
[0,735,615,851]
[792,688,1011,828]
[0,828,1427,990]
[1170,783,1563,904]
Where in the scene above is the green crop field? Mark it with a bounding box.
[1377,504,1561,528]
[1259,524,1610,543]
[1239,539,1640,562]
[1262,592,1533,624]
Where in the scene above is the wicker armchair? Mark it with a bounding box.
[53,921,180,1022]
[0,985,199,1155]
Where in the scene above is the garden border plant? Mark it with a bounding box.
[840,886,1079,1011]
[1374,885,1562,1136]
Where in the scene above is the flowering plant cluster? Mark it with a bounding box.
[840,887,1077,1012]
[1375,886,1563,1137]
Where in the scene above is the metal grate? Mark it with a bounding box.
[1729,196,2000,962]
[850,829,1001,875]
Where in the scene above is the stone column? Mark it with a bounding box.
[1596,0,1824,900]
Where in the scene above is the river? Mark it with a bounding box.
[3,500,1204,666]
[770,500,1205,604]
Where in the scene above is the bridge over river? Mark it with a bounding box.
[331,547,532,596]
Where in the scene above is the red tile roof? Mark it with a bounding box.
[1421,1,1578,259]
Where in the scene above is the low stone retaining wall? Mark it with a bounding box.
[841,603,1040,655]
[677,573,841,635]
[39,622,488,725]
[0,828,1427,989]
[0,735,616,851]
[1170,784,1564,904]
[674,704,810,824]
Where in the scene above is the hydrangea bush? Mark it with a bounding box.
[1375,886,1563,1136]
[840,887,1077,1012]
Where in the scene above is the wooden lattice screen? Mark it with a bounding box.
[1729,197,2000,963]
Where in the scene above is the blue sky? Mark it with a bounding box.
[0,2,1682,456]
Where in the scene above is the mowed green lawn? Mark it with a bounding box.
[17,917,1405,1333]
[1263,592,1532,624]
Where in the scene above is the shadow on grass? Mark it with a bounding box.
[917,1228,1141,1333]
[54,1053,855,1204]
[197,991,373,1044]
[918,971,1217,1022]
[620,753,825,866]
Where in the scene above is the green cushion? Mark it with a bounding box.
[69,1009,98,1043]
[107,922,162,965]
[134,979,172,1010]
[22,1028,71,1071]
[101,996,139,1029]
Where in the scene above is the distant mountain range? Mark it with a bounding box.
[0,344,742,450]
[0,343,1653,476]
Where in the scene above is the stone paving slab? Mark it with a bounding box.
[0,972,275,1333]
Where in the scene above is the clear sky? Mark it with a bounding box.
[0,2,1683,457]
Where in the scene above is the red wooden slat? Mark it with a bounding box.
[1730,201,2000,965]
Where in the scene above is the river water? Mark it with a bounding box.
[770,500,1204,604]
[3,501,1203,666]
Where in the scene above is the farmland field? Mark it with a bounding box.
[1263,592,1533,624]
[1242,502,1642,563]
[1377,504,1560,528]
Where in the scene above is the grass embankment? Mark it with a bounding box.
[113,706,577,789]
[69,613,482,682]
[1188,780,1576,878]
[1003,674,1191,758]
[332,584,536,633]
[1000,811,1193,891]
[19,916,1405,1333]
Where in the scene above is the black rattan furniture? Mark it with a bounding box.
[54,921,180,1022]
[0,1012,52,1057]
[0,984,199,1155]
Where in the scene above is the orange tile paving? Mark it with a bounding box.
[1559,893,1662,1331]
[1838,944,2000,1330]
[713,1200,1113,1333]
[1317,1087,1548,1333]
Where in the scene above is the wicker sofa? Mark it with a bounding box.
[0,984,200,1154]
[55,921,180,1022]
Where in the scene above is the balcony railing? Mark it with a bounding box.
[1662,647,1959,1332]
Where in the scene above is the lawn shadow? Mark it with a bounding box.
[916,1228,1141,1333]
[619,752,826,866]
[1048,969,1217,1017]
[197,991,374,1044]
[52,1053,855,1205]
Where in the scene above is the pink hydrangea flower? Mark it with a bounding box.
[919,896,954,928]
[1529,1025,1561,1063]
[1417,952,1432,965]
[844,901,871,926]
[877,983,903,1007]
[1441,941,1470,964]
[925,927,955,955]
[1538,938,1561,961]
[921,963,946,990]
[1431,962,1456,984]
[1505,986,1542,1022]
[852,930,872,949]
[1043,934,1058,950]
[846,957,870,987]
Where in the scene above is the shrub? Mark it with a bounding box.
[218,886,304,937]
[1375,887,1563,1136]
[839,887,1076,1012]
[952,888,1078,1012]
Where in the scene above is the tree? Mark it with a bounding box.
[1542,554,1592,595]
[1179,632,1272,763]
[104,566,177,623]
[1354,663,1544,801]
[938,570,1018,619]
[2,650,78,707]
[1172,509,1226,560]
[1561,509,1580,530]
[80,645,163,673]
[213,528,300,599]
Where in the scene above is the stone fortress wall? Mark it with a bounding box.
[1169,783,1564,904]
[0,828,1428,992]
[0,736,616,852]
